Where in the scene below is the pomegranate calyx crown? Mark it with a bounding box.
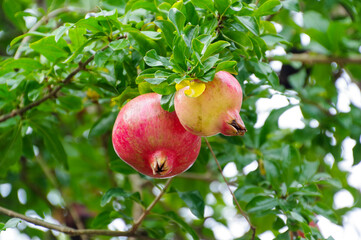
[229,119,247,136]
[150,151,171,176]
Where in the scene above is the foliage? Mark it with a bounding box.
[0,0,361,239]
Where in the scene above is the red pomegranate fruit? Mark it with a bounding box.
[174,71,246,137]
[112,93,201,178]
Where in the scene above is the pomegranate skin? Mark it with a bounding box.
[174,71,247,137]
[112,93,201,178]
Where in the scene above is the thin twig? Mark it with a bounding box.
[0,206,146,237]
[130,178,173,233]
[204,138,256,239]
[14,7,72,59]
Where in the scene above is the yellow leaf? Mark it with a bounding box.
[184,81,206,98]
[175,80,190,91]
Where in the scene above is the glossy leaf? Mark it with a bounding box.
[30,36,69,62]
[254,0,282,17]
[89,112,118,138]
[29,120,68,169]
[168,8,186,34]
[178,190,205,218]
[101,188,142,207]
[0,124,22,175]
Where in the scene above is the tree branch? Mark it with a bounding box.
[269,53,361,65]
[130,178,173,233]
[0,44,108,123]
[0,206,147,237]
[204,138,256,240]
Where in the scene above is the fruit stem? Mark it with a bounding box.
[204,137,256,239]
[130,178,173,233]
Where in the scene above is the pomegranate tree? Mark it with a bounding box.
[112,93,201,178]
[174,71,247,136]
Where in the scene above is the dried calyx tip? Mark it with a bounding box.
[230,119,247,136]
[151,155,170,176]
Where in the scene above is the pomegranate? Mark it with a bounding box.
[174,71,247,136]
[112,93,201,178]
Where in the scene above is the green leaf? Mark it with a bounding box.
[10,32,48,47]
[202,41,230,61]
[201,69,216,82]
[63,38,97,63]
[0,58,42,73]
[150,82,175,95]
[168,8,186,34]
[191,0,215,13]
[160,93,176,112]
[144,49,171,67]
[109,39,128,51]
[289,69,306,90]
[144,78,167,85]
[29,120,68,169]
[52,24,73,42]
[214,0,231,16]
[236,16,260,36]
[353,142,361,166]
[89,112,118,138]
[94,48,114,67]
[155,20,176,48]
[267,71,280,88]
[185,1,199,25]
[30,36,69,62]
[261,34,291,46]
[303,11,329,32]
[2,0,25,30]
[259,105,293,146]
[101,188,142,207]
[215,61,237,74]
[275,231,291,240]
[289,211,306,223]
[254,0,282,17]
[282,0,300,11]
[111,87,139,107]
[141,31,162,40]
[246,196,278,213]
[91,211,125,229]
[222,30,253,50]
[75,18,103,33]
[159,211,199,240]
[203,56,219,73]
[128,30,160,55]
[172,35,188,71]
[178,190,205,219]
[57,95,83,112]
[192,38,204,55]
[109,159,137,175]
[68,27,87,51]
[0,124,22,175]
